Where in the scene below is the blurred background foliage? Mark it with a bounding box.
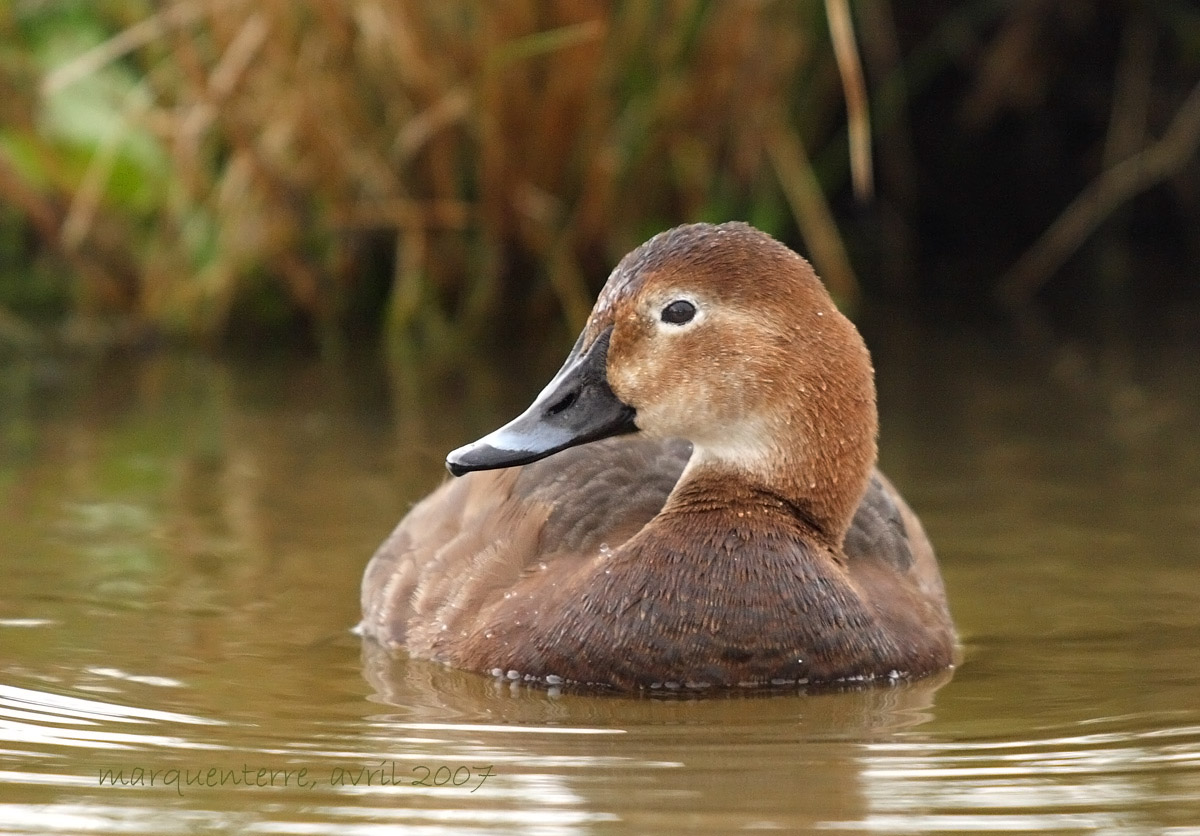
[0,0,1198,356]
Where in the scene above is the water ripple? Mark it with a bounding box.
[817,719,1200,833]
[0,685,221,728]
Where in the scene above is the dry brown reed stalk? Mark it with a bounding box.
[767,123,860,307]
[14,0,862,345]
[997,76,1200,307]
[825,0,873,203]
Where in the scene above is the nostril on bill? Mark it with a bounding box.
[546,390,579,416]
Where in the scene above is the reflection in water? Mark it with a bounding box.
[359,643,953,833]
[1,315,1200,833]
[0,665,948,834]
[361,641,949,733]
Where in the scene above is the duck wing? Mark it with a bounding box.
[844,470,950,623]
[360,436,689,649]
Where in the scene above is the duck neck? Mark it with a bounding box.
[660,466,828,541]
[668,401,877,546]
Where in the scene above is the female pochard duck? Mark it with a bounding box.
[361,222,956,691]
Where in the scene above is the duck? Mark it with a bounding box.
[360,221,957,692]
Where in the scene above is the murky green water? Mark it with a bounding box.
[2,310,1200,834]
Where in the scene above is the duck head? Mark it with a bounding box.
[447,221,877,540]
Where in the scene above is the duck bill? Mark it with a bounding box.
[446,326,637,476]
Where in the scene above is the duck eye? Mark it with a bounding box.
[660,300,696,325]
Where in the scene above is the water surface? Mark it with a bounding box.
[2,310,1199,834]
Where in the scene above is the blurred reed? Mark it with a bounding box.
[0,0,863,350]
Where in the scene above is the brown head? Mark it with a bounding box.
[448,222,878,542]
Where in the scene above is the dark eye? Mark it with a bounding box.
[660,299,696,325]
